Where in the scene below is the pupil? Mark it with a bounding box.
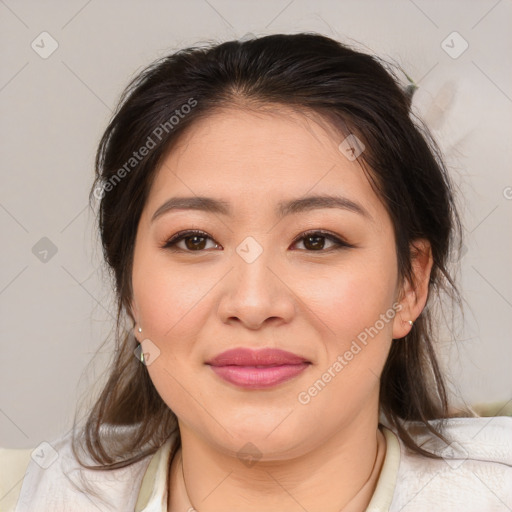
[186,236,206,250]
[306,235,324,250]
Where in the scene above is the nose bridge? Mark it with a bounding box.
[218,233,294,327]
[232,234,277,293]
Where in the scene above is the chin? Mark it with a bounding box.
[210,417,310,460]
[222,436,306,463]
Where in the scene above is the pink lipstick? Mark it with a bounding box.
[206,348,310,389]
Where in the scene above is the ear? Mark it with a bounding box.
[392,239,433,339]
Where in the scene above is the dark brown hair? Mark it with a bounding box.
[73,32,465,471]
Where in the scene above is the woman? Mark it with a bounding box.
[2,32,511,512]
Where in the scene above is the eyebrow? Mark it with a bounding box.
[151,194,371,223]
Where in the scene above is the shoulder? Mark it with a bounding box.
[388,416,512,512]
[0,426,158,512]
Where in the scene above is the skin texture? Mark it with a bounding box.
[130,106,433,512]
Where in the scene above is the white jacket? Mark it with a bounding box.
[1,416,511,511]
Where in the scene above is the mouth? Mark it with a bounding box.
[205,347,311,389]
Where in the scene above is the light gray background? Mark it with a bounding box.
[1,0,511,449]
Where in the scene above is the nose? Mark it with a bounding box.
[217,241,296,330]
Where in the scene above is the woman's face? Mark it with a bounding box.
[131,107,408,460]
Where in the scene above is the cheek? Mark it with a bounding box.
[132,255,210,341]
[298,255,398,405]
[295,267,396,418]
[131,254,215,398]
[299,255,398,342]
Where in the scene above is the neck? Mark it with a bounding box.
[168,415,386,512]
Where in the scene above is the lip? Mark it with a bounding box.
[206,348,310,389]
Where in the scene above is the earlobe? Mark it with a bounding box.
[392,239,433,339]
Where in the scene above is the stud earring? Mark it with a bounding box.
[138,327,142,333]
[408,320,414,326]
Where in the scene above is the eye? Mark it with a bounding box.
[162,229,353,253]
[162,230,221,252]
[290,230,353,251]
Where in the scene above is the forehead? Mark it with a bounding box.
[165,105,348,171]
[145,106,387,223]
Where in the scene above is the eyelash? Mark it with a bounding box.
[162,229,354,252]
